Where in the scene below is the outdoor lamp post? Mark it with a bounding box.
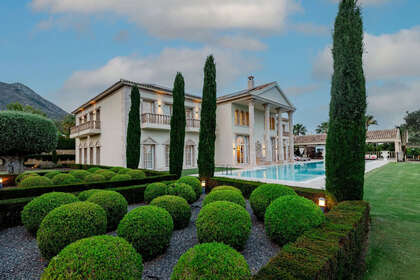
[318,197,326,212]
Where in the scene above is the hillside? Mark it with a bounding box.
[0,82,68,120]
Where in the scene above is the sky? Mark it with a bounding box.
[1,0,419,133]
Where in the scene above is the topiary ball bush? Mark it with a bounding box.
[78,189,102,201]
[110,174,131,182]
[176,176,202,200]
[69,170,91,181]
[203,190,246,208]
[51,173,81,185]
[16,172,39,184]
[265,195,325,245]
[110,166,125,173]
[117,205,173,260]
[171,242,251,280]
[144,182,169,203]
[211,185,242,194]
[127,169,146,180]
[117,168,131,174]
[250,183,297,221]
[87,167,102,173]
[19,175,52,188]
[21,192,79,235]
[87,190,128,231]
[95,169,116,180]
[168,183,196,204]
[84,173,106,183]
[37,201,107,260]
[41,235,143,280]
[150,195,191,229]
[196,201,251,250]
[44,171,61,180]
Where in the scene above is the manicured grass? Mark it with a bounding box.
[364,162,420,280]
[181,167,237,177]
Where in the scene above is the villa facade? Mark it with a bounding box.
[70,76,295,170]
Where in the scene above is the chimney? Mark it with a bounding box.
[248,75,255,89]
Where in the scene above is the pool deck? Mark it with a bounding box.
[215,159,391,190]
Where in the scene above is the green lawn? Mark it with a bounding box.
[364,162,420,280]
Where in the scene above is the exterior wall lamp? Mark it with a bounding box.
[318,197,326,212]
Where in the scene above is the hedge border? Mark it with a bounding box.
[253,200,370,280]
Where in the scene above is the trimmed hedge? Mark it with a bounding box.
[211,185,241,194]
[44,171,61,180]
[87,167,102,173]
[52,174,81,185]
[176,176,202,200]
[77,189,102,201]
[16,172,39,184]
[171,242,251,280]
[203,190,246,208]
[144,182,169,203]
[117,205,173,260]
[69,170,90,181]
[150,195,191,229]
[19,176,52,188]
[127,170,146,179]
[111,174,131,182]
[84,174,106,183]
[95,169,116,180]
[254,201,370,280]
[42,235,143,280]
[168,183,196,204]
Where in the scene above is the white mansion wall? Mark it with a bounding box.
[215,102,234,166]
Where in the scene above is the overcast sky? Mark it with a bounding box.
[1,0,419,132]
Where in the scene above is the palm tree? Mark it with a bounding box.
[366,114,378,129]
[315,122,329,134]
[293,123,307,136]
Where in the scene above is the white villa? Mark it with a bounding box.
[70,76,295,170]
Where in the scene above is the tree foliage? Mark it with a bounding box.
[365,114,378,129]
[326,0,366,202]
[315,122,329,134]
[170,73,186,178]
[401,110,420,145]
[198,55,217,178]
[6,102,47,117]
[126,86,141,168]
[293,123,307,136]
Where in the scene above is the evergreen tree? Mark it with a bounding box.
[126,86,141,168]
[198,55,217,179]
[326,0,367,201]
[170,73,186,178]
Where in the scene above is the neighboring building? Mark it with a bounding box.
[70,76,296,170]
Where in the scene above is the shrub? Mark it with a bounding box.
[51,173,81,185]
[144,182,169,203]
[21,192,79,235]
[196,201,251,250]
[44,171,61,180]
[87,190,128,231]
[176,176,201,200]
[250,184,297,220]
[203,190,246,208]
[84,174,106,183]
[16,172,39,184]
[110,174,131,182]
[110,166,125,173]
[117,168,131,174]
[117,205,173,260]
[95,169,116,180]
[78,189,102,201]
[127,170,146,180]
[150,195,191,229]
[19,176,52,188]
[211,185,241,194]
[41,235,143,280]
[265,195,325,245]
[69,170,91,181]
[87,167,102,173]
[37,201,107,260]
[168,183,196,204]
[171,242,251,280]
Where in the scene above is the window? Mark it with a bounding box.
[165,145,170,167]
[96,109,101,121]
[245,112,249,126]
[239,111,244,126]
[270,117,275,130]
[185,145,195,167]
[143,145,155,169]
[83,148,87,164]
[163,104,172,116]
[79,148,82,164]
[96,147,100,165]
[234,110,239,125]
[142,100,155,114]
[186,109,193,119]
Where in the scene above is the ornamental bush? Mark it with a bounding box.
[78,189,102,201]
[144,182,170,203]
[87,167,102,173]
[15,172,39,184]
[127,169,146,180]
[150,195,191,229]
[250,184,297,221]
[19,176,52,188]
[211,185,242,194]
[84,174,106,183]
[69,170,91,181]
[37,201,107,260]
[95,169,116,180]
[21,192,79,235]
[44,171,61,180]
[196,201,251,250]
[171,242,251,280]
[110,167,125,173]
[117,168,131,174]
[87,190,128,231]
[51,173,81,185]
[110,174,131,182]
[168,183,196,204]
[265,195,325,245]
[176,176,201,200]
[41,235,143,280]
[203,190,246,208]
[117,205,173,260]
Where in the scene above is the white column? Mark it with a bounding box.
[277,109,284,162]
[248,100,256,167]
[288,111,294,162]
[264,104,272,162]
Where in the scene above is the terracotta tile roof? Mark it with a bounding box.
[366,128,398,140]
[294,134,327,144]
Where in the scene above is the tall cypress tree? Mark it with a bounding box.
[326,0,366,201]
[126,86,141,168]
[198,55,217,179]
[170,73,186,178]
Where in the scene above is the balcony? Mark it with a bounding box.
[70,120,101,138]
[141,113,200,132]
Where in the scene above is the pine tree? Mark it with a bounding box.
[169,73,186,178]
[326,0,367,201]
[126,86,141,168]
[198,55,217,179]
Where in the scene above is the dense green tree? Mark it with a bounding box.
[401,110,420,145]
[315,122,329,134]
[126,86,141,168]
[55,114,76,136]
[6,102,47,117]
[170,73,186,178]
[198,55,217,179]
[293,123,307,136]
[326,0,367,202]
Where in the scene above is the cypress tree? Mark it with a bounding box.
[198,55,217,179]
[170,72,186,178]
[126,86,141,168]
[326,0,366,201]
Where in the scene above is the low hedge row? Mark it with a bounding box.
[63,164,166,177]
[253,200,370,280]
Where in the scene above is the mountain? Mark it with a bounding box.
[0,82,68,120]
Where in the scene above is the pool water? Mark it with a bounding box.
[232,161,325,182]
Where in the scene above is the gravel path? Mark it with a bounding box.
[0,194,279,280]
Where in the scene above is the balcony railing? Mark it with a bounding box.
[70,120,101,135]
[141,113,200,129]
[186,118,200,128]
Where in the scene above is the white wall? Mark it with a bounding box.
[215,102,233,166]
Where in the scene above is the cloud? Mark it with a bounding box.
[216,35,267,51]
[284,84,321,96]
[54,47,260,111]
